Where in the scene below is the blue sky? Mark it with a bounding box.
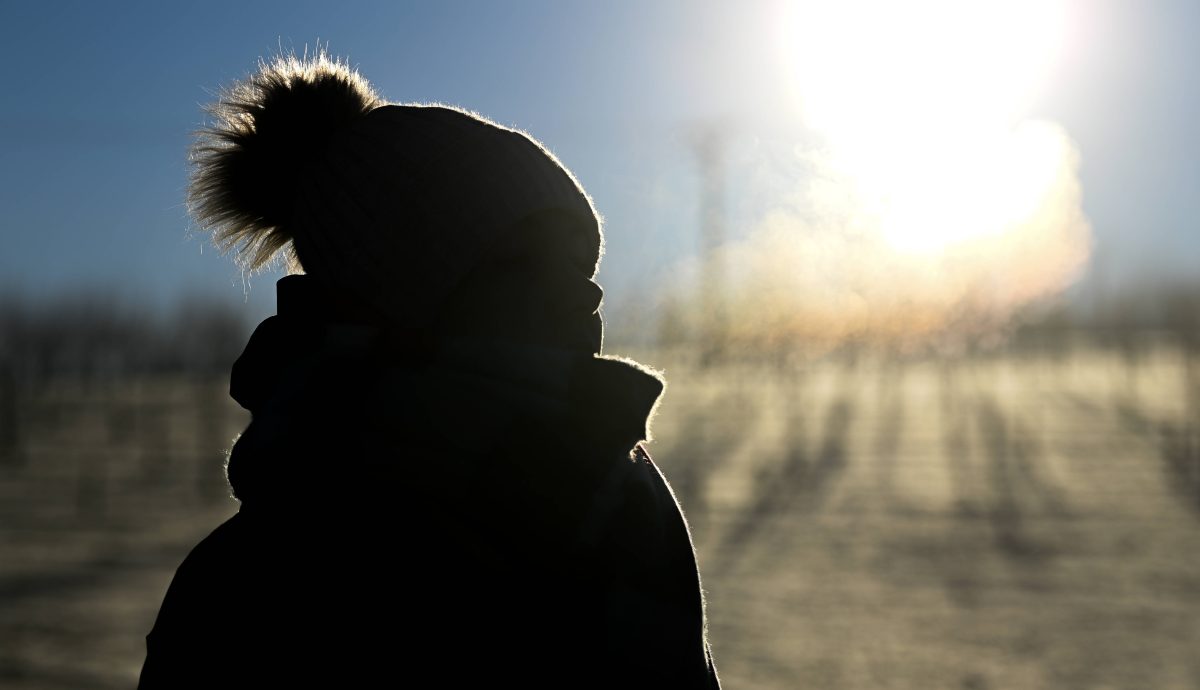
[1,0,1196,324]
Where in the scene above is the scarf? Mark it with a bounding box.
[224,275,665,506]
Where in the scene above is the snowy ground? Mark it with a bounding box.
[2,347,1198,689]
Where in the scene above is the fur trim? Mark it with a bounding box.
[188,49,383,271]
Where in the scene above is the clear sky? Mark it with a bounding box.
[1,0,1196,325]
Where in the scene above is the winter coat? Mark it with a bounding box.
[138,275,720,689]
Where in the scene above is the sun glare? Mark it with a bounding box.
[780,0,1074,255]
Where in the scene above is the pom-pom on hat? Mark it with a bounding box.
[189,50,602,326]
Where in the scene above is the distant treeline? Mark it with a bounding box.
[646,281,1200,357]
[1011,282,1200,352]
[1,281,1198,381]
[0,294,252,384]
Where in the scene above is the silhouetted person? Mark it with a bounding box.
[138,52,720,688]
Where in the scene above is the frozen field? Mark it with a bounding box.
[2,346,1198,689]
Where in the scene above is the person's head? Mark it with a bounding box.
[189,51,605,353]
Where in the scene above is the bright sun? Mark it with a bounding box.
[779,0,1073,254]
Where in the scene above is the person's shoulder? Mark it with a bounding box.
[572,443,689,558]
[620,444,686,528]
[588,445,722,688]
[139,512,253,688]
[173,511,251,577]
[148,511,257,634]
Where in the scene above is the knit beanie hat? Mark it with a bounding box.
[188,52,603,326]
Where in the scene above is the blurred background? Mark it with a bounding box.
[2,1,1199,687]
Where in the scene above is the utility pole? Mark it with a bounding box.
[691,127,727,362]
